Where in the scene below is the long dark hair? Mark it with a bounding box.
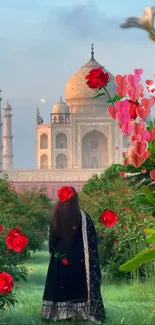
[50,187,81,244]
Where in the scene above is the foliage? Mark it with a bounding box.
[82,164,126,194]
[0,176,51,310]
[80,167,154,281]
[120,187,155,271]
[19,188,51,253]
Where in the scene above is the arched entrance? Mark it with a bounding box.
[56,133,67,149]
[40,154,48,169]
[40,133,48,149]
[82,130,108,168]
[56,153,67,168]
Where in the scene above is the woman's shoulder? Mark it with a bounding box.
[80,210,93,224]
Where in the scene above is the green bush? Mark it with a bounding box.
[0,177,51,310]
[79,166,155,281]
[18,188,51,253]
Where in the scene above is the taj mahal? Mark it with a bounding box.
[0,45,129,199]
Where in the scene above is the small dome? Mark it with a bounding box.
[52,97,70,114]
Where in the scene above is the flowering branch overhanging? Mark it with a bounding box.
[85,67,155,170]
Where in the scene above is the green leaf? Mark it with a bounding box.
[145,228,155,244]
[119,247,155,271]
[142,185,155,205]
[54,252,59,258]
[107,95,122,103]
[20,274,27,282]
[147,234,155,244]
[145,228,155,235]
[92,93,105,100]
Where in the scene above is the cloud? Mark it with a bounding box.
[54,1,146,43]
[0,0,51,12]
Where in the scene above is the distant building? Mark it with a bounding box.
[0,45,128,200]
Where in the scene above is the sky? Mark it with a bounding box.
[0,0,155,168]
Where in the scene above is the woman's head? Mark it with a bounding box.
[50,186,81,242]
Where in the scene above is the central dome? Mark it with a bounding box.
[65,46,115,103]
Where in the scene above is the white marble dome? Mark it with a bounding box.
[65,56,115,104]
[52,97,70,114]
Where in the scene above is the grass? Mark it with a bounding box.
[1,244,155,325]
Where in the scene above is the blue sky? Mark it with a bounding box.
[0,0,155,168]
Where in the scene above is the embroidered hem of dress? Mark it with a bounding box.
[41,300,102,323]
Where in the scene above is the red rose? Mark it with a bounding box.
[6,229,28,252]
[0,272,14,294]
[57,186,75,202]
[128,100,138,119]
[62,258,69,265]
[120,171,125,177]
[100,210,118,227]
[85,67,109,89]
[0,225,3,233]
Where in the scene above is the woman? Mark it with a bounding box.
[41,186,106,323]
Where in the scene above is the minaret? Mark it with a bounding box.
[0,90,3,170]
[3,101,13,169]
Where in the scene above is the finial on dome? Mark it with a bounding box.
[91,43,94,59]
[36,106,44,125]
[60,96,62,102]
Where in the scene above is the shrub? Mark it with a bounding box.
[18,188,51,254]
[0,177,51,310]
[79,166,155,281]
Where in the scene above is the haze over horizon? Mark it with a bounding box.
[1,0,155,168]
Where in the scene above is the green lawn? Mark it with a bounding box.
[1,244,155,325]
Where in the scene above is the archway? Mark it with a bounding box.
[40,133,48,149]
[40,154,48,169]
[56,153,67,168]
[82,130,108,168]
[53,116,57,123]
[59,115,64,123]
[56,133,67,149]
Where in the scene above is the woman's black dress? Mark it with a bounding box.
[41,211,106,323]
